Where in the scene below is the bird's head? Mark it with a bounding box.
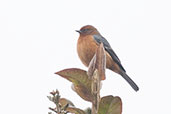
[76,25,100,36]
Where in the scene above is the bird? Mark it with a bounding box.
[76,25,139,91]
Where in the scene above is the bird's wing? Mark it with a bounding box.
[93,35,126,72]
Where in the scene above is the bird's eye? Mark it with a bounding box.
[82,29,89,32]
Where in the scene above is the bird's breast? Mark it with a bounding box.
[77,36,98,67]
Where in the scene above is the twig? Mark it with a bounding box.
[48,90,61,114]
[49,107,58,113]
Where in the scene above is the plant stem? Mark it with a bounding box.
[91,69,100,114]
[56,103,60,113]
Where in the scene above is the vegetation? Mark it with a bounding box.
[48,44,122,114]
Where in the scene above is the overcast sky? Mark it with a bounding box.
[0,0,171,114]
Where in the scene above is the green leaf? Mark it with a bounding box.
[98,96,122,114]
[55,68,93,102]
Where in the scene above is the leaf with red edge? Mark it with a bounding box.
[98,96,122,114]
[55,68,93,102]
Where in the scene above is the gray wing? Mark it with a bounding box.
[93,35,126,72]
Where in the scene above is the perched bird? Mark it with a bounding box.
[76,25,139,91]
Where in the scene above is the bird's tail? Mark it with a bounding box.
[119,71,139,91]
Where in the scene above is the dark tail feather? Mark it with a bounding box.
[120,71,139,91]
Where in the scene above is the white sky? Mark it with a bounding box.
[0,0,171,114]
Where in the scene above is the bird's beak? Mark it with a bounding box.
[75,30,82,34]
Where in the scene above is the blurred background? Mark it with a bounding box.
[0,0,171,113]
